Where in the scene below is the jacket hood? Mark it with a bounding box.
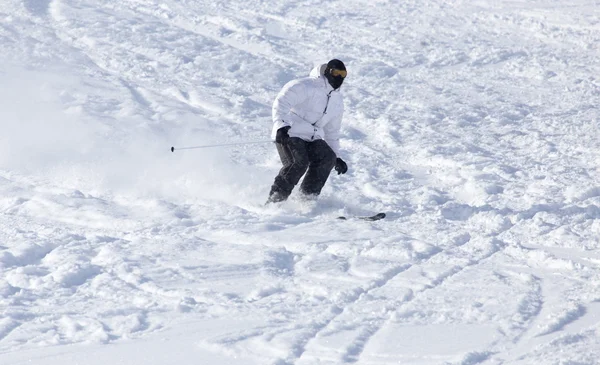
[309,64,328,78]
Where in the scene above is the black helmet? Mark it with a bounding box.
[324,59,346,89]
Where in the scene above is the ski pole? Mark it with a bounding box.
[170,140,273,152]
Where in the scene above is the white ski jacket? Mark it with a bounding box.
[271,64,344,156]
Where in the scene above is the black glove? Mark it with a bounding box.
[275,126,291,145]
[334,157,348,175]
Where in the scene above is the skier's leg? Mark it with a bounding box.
[299,139,336,197]
[267,138,310,203]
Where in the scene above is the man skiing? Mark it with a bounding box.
[266,59,348,204]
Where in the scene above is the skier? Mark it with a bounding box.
[266,59,348,204]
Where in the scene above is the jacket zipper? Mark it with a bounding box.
[311,90,333,140]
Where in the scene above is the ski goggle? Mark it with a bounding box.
[330,68,347,78]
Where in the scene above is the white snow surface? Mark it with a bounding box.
[2,0,600,364]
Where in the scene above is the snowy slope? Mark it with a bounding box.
[2,0,600,364]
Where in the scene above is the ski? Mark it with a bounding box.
[337,212,386,221]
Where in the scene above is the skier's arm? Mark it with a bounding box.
[323,107,343,157]
[272,80,307,131]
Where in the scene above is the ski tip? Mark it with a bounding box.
[337,213,386,221]
[171,146,175,152]
[361,213,386,221]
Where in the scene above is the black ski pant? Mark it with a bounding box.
[269,137,337,201]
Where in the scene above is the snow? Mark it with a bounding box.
[2,0,600,364]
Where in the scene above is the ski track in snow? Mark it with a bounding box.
[3,0,600,364]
